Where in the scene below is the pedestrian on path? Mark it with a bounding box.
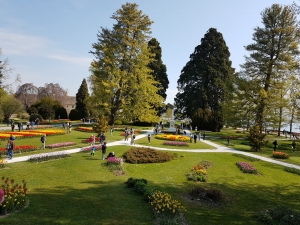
[203,132,206,140]
[227,136,230,146]
[194,134,197,143]
[148,134,151,144]
[102,142,107,160]
[273,140,278,151]
[292,140,296,152]
[6,139,15,159]
[190,134,193,143]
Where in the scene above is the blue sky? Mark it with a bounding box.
[0,0,294,104]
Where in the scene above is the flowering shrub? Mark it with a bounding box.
[46,142,77,149]
[149,191,186,224]
[106,157,124,175]
[0,177,28,215]
[236,162,258,174]
[273,151,290,159]
[186,164,207,182]
[163,141,189,147]
[155,134,190,142]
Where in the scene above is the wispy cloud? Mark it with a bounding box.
[48,54,92,67]
[0,28,92,66]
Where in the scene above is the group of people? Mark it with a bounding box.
[124,127,136,145]
[273,139,297,152]
[89,133,107,160]
[189,132,206,143]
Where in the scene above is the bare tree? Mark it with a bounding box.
[15,83,39,110]
[37,83,68,106]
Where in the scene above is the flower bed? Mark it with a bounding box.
[75,127,93,132]
[0,129,66,140]
[81,137,100,143]
[46,142,77,149]
[186,161,212,182]
[0,177,28,215]
[272,151,289,159]
[163,141,189,147]
[28,152,70,163]
[155,134,190,142]
[0,145,37,155]
[81,145,102,151]
[236,162,258,174]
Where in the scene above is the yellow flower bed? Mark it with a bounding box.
[155,134,190,142]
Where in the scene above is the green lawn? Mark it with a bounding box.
[1,127,300,224]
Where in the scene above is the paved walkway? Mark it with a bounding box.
[4,131,300,170]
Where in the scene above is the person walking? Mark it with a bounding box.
[101,142,107,160]
[40,134,46,149]
[203,132,206,140]
[273,140,278,151]
[90,146,95,156]
[131,133,136,145]
[292,140,296,152]
[6,139,15,159]
[194,133,197,143]
[227,136,230,146]
[190,134,193,143]
[148,134,151,144]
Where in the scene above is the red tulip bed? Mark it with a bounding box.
[81,137,100,143]
[163,141,189,147]
[272,151,290,159]
[74,127,93,132]
[0,145,37,155]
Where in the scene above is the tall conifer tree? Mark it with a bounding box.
[175,28,234,131]
[76,78,89,119]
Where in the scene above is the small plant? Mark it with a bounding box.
[125,177,148,188]
[236,162,258,174]
[273,151,290,159]
[189,186,225,202]
[186,161,212,182]
[0,177,28,215]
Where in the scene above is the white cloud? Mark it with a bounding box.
[47,54,92,67]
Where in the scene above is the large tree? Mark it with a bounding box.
[89,3,163,125]
[174,28,235,131]
[239,4,300,131]
[147,38,169,115]
[15,83,39,111]
[75,78,89,119]
[0,94,24,122]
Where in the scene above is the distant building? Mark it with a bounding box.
[65,96,76,114]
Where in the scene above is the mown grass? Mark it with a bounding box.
[1,126,300,224]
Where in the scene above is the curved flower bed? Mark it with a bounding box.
[81,137,100,143]
[155,134,190,142]
[46,142,77,149]
[163,141,189,147]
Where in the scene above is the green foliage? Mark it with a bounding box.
[257,205,300,225]
[89,3,163,125]
[31,96,65,120]
[29,114,42,122]
[232,153,261,162]
[114,119,122,125]
[68,109,80,120]
[239,4,300,128]
[247,124,266,151]
[191,108,223,132]
[148,38,169,116]
[284,167,300,175]
[123,147,174,163]
[92,115,109,135]
[75,78,89,118]
[0,94,24,122]
[175,28,235,131]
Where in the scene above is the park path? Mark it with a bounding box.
[4,130,300,170]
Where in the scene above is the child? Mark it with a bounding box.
[90,146,95,156]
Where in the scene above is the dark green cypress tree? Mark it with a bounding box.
[148,38,169,112]
[175,28,235,131]
[75,79,89,119]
